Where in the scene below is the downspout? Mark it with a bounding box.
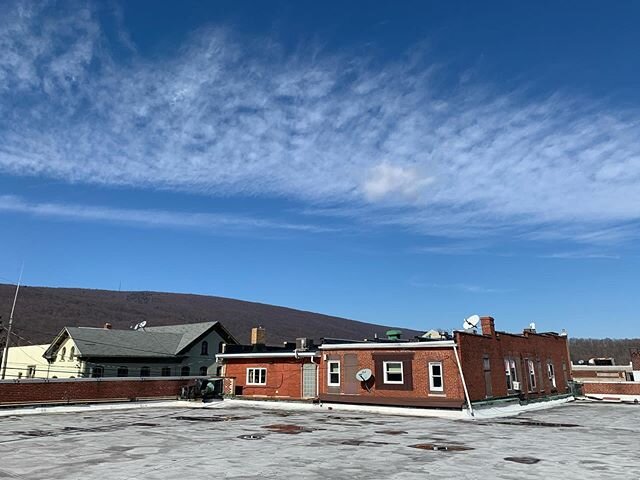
[452,343,474,417]
[310,354,319,398]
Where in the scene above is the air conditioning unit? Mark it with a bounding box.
[512,381,521,391]
[295,338,313,351]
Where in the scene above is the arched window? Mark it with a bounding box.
[117,367,128,377]
[140,366,150,377]
[199,366,208,376]
[218,342,225,353]
[60,347,66,361]
[201,341,208,356]
[69,346,75,360]
[181,366,190,376]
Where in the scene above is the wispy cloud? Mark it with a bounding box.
[1,2,640,245]
[409,280,509,294]
[539,251,621,260]
[0,195,330,235]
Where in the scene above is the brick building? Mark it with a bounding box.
[218,318,572,410]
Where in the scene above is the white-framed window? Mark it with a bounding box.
[547,362,556,388]
[429,362,444,391]
[505,357,518,390]
[246,367,267,385]
[383,361,404,384]
[526,359,536,391]
[327,360,340,386]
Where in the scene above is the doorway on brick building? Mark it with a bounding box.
[302,363,317,398]
[483,355,493,398]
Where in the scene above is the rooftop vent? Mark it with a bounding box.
[386,329,402,341]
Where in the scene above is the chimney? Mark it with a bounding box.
[631,349,640,371]
[251,326,266,345]
[480,316,495,337]
[104,323,112,330]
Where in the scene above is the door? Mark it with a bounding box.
[302,363,317,398]
[343,354,359,395]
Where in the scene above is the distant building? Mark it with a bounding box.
[3,344,53,379]
[218,317,572,410]
[577,349,640,402]
[42,321,237,378]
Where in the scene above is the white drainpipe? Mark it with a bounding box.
[452,343,474,417]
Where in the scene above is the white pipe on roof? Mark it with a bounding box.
[216,352,319,360]
[319,340,456,350]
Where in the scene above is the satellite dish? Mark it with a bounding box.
[356,368,372,382]
[463,314,480,330]
[138,320,147,329]
[133,323,140,330]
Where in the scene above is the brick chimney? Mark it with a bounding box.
[251,326,266,345]
[631,349,640,371]
[103,323,112,330]
[480,316,495,337]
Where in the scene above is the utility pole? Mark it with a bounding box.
[1,265,23,380]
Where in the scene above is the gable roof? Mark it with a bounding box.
[43,321,238,360]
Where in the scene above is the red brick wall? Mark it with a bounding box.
[456,330,571,402]
[582,382,640,396]
[317,348,465,407]
[0,378,190,406]
[222,357,311,399]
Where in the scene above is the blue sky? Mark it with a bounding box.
[1,1,639,338]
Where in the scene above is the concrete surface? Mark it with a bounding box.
[0,402,638,479]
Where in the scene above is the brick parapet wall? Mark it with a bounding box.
[582,381,640,396]
[0,377,193,406]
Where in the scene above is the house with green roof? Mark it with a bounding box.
[42,321,237,378]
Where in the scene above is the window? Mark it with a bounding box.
[91,366,103,378]
[246,368,266,385]
[505,358,518,390]
[527,359,536,391]
[181,366,191,376]
[60,347,66,361]
[69,347,75,360]
[161,367,171,377]
[383,361,404,384]
[201,341,209,356]
[547,362,556,388]
[429,362,443,391]
[327,361,340,386]
[199,366,208,376]
[140,366,150,377]
[26,365,36,378]
[117,367,128,377]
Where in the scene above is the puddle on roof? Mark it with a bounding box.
[504,456,541,464]
[238,434,265,440]
[174,415,248,422]
[340,439,391,446]
[375,430,408,435]
[409,443,473,452]
[496,420,580,428]
[262,424,316,434]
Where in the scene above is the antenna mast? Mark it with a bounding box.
[1,265,24,380]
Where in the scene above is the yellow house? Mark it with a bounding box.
[3,344,79,379]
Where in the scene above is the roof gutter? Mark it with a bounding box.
[319,340,456,350]
[216,351,319,360]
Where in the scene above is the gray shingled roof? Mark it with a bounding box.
[66,327,182,358]
[145,321,218,354]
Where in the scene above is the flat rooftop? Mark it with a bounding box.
[0,401,636,479]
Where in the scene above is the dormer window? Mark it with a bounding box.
[201,341,209,356]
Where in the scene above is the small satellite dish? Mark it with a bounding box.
[138,320,147,329]
[463,314,480,330]
[133,323,140,330]
[356,368,372,382]
[529,322,536,330]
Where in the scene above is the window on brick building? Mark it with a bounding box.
[429,362,443,391]
[117,367,128,377]
[327,361,340,386]
[140,366,150,377]
[547,362,556,389]
[246,368,266,385]
[384,361,404,384]
[505,358,518,391]
[161,367,171,376]
[526,359,536,391]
